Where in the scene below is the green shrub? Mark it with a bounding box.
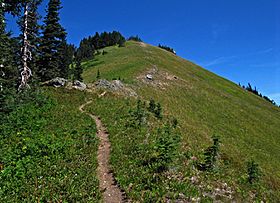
[154,103,162,119]
[148,99,163,119]
[151,125,180,172]
[199,136,220,171]
[96,69,100,79]
[127,100,147,128]
[247,160,261,184]
[148,99,156,113]
[170,117,178,128]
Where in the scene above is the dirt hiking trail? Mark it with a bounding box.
[79,100,124,203]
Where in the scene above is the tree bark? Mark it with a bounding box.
[18,3,32,90]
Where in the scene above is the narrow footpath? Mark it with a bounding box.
[79,101,124,203]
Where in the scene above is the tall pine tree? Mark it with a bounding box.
[1,1,19,113]
[73,58,83,82]
[0,1,18,90]
[38,0,67,81]
[60,42,75,78]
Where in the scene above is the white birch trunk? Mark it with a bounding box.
[18,3,32,90]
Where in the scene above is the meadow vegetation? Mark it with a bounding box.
[85,92,270,201]
[83,41,280,201]
[0,88,101,202]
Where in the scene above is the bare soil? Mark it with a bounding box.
[79,101,124,203]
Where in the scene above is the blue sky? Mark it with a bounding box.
[6,0,280,104]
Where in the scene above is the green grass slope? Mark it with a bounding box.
[0,89,101,202]
[83,41,280,200]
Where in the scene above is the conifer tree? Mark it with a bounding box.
[0,0,15,90]
[76,38,95,61]
[76,31,126,61]
[59,41,75,79]
[73,58,83,81]
[92,32,100,49]
[148,99,156,113]
[118,35,126,47]
[1,1,23,110]
[128,35,142,42]
[0,1,9,79]
[1,0,41,90]
[155,103,163,119]
[38,0,67,81]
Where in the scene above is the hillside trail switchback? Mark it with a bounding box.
[79,100,124,203]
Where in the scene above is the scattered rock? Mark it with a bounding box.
[146,74,153,80]
[94,79,125,91]
[42,77,68,87]
[111,80,124,90]
[72,80,87,90]
[95,79,113,90]
[190,176,198,184]
[99,91,107,98]
[42,78,88,91]
[90,79,137,97]
[201,182,234,202]
[137,66,180,90]
[94,79,126,91]
[178,193,186,199]
[191,197,201,202]
[42,78,137,97]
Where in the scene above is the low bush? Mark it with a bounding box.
[247,160,261,184]
[198,136,220,171]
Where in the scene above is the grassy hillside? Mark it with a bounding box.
[83,41,280,200]
[0,89,101,202]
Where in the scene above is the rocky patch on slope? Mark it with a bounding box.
[42,77,137,97]
[137,66,179,90]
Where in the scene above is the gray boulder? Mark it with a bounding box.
[111,80,124,91]
[72,80,87,90]
[94,79,125,91]
[42,77,68,87]
[95,79,113,90]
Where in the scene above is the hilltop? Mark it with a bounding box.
[82,41,280,201]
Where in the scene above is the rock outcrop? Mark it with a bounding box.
[72,80,87,90]
[90,79,137,97]
[42,78,137,97]
[42,78,87,90]
[42,77,68,87]
[94,79,125,91]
